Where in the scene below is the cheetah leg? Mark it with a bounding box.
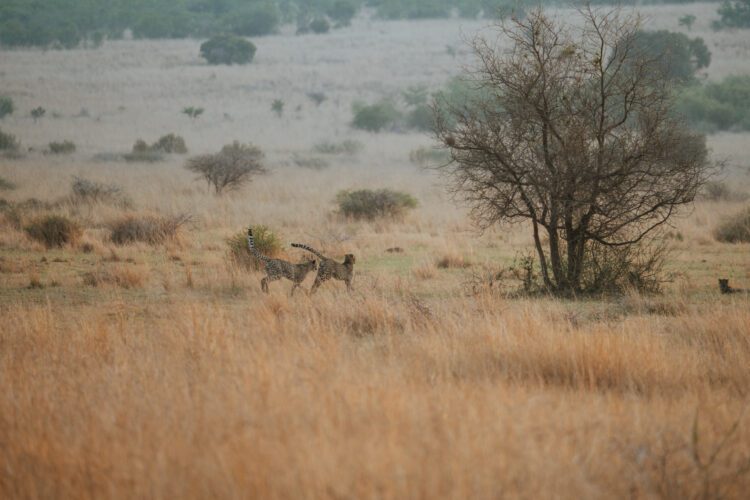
[346,278,353,292]
[290,283,300,296]
[310,277,322,294]
[261,277,269,293]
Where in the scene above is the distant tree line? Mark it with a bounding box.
[2,0,736,49]
[0,0,363,48]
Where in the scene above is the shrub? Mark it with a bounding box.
[0,96,13,119]
[225,3,280,36]
[327,0,359,26]
[676,76,750,132]
[407,104,434,131]
[48,140,76,154]
[714,207,750,243]
[272,99,284,117]
[307,91,327,106]
[335,188,418,220]
[631,30,710,84]
[292,154,329,170]
[186,141,266,194]
[309,17,331,34]
[313,139,363,155]
[351,100,402,132]
[24,215,81,248]
[123,150,165,163]
[109,213,191,245]
[152,133,187,153]
[71,177,132,208]
[0,176,15,191]
[31,107,46,122]
[0,128,19,152]
[678,14,696,31]
[182,106,204,120]
[200,34,256,65]
[227,225,282,270]
[715,0,750,29]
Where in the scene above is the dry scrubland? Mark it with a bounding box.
[1,4,750,498]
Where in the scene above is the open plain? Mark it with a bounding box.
[1,3,749,498]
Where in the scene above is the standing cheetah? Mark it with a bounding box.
[247,228,316,295]
[290,243,355,293]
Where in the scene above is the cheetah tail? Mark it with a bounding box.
[291,243,326,260]
[247,228,269,261]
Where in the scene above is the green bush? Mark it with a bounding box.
[24,215,82,248]
[154,133,187,153]
[200,34,256,65]
[310,17,331,34]
[676,76,750,132]
[0,176,15,191]
[376,0,451,19]
[0,96,13,119]
[226,3,280,36]
[631,30,710,84]
[0,128,19,152]
[48,140,76,154]
[715,0,750,29]
[227,225,282,270]
[407,104,434,131]
[714,207,750,243]
[335,188,418,220]
[327,0,360,26]
[351,100,402,132]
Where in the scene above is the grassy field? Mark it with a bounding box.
[1,3,750,498]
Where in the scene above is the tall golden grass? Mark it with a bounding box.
[1,294,749,499]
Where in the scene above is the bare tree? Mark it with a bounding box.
[186,141,266,195]
[434,6,713,294]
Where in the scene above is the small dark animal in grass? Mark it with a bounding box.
[719,279,747,294]
[247,228,316,295]
[291,243,356,293]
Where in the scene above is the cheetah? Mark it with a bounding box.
[290,243,356,293]
[247,228,316,295]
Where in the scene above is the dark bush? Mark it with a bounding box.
[676,76,750,132]
[631,30,710,84]
[71,177,132,208]
[109,213,191,245]
[715,0,750,29]
[714,207,750,243]
[0,128,19,152]
[309,17,331,34]
[327,0,360,26]
[200,34,256,65]
[407,104,434,131]
[24,215,82,248]
[186,141,266,194]
[335,188,418,220]
[0,176,15,191]
[226,3,280,36]
[227,225,282,270]
[351,100,402,132]
[48,140,76,154]
[154,133,188,153]
[0,96,13,119]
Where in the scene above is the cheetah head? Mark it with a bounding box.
[344,254,356,265]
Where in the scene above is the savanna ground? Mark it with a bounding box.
[1,4,750,498]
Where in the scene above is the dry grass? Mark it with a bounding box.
[1,298,749,498]
[1,4,750,498]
